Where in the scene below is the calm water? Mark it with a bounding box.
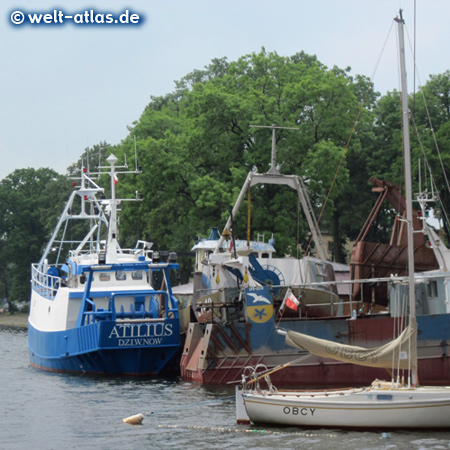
[1,328,450,450]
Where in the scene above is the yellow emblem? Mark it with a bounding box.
[247,305,274,324]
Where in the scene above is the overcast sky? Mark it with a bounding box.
[1,0,449,180]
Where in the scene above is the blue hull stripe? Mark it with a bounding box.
[28,319,180,375]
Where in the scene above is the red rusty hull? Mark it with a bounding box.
[180,314,450,387]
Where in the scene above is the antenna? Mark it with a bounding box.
[250,124,299,174]
[134,135,138,172]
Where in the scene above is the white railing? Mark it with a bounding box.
[31,264,60,301]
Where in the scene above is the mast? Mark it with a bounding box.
[106,154,119,263]
[396,10,418,385]
[250,124,299,174]
[214,125,328,260]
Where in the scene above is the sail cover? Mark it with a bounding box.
[285,318,417,370]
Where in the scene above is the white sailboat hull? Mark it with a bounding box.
[243,386,450,428]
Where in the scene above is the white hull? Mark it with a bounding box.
[243,386,450,428]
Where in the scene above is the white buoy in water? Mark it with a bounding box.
[122,413,144,425]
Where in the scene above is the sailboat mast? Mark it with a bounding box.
[396,11,419,387]
[396,11,416,321]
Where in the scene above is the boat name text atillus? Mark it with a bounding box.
[108,323,173,343]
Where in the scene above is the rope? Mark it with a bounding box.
[304,21,395,257]
[242,354,311,386]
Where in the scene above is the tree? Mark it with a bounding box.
[117,49,372,266]
[0,168,71,303]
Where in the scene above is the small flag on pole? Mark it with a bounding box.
[281,288,300,312]
[114,174,119,185]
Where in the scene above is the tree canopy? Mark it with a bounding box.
[116,49,375,264]
[1,50,450,302]
[0,168,72,304]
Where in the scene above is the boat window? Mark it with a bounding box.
[427,280,438,298]
[315,263,326,277]
[262,253,269,258]
[132,270,143,280]
[251,252,258,258]
[116,271,127,281]
[99,273,110,282]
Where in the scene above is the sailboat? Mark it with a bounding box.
[239,12,450,429]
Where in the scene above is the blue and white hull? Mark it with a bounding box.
[28,260,182,376]
[28,154,182,377]
[28,318,180,376]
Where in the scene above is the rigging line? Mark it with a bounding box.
[369,20,396,83]
[404,24,450,197]
[243,354,312,385]
[303,21,395,257]
[291,195,304,287]
[413,0,416,115]
[306,88,371,256]
[296,194,301,260]
[417,85,450,196]
[411,113,450,227]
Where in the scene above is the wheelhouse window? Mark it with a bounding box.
[427,280,438,298]
[315,262,326,279]
[132,270,143,280]
[115,271,126,281]
[99,273,111,282]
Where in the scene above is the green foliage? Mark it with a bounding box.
[116,49,371,267]
[0,168,72,301]
[2,51,450,295]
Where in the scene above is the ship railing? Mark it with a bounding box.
[79,290,179,326]
[289,272,448,317]
[31,264,61,301]
[194,272,449,322]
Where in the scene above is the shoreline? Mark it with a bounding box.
[0,313,28,329]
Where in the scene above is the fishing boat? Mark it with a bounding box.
[28,154,181,376]
[239,11,450,429]
[180,125,347,385]
[180,15,450,389]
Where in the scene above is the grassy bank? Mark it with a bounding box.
[0,313,28,329]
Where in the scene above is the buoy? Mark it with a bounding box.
[122,413,144,425]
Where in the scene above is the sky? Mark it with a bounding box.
[1,0,449,180]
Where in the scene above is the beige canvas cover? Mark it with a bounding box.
[285,318,417,370]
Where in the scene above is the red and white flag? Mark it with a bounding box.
[114,174,119,185]
[280,288,300,312]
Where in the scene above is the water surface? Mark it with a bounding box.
[1,329,449,449]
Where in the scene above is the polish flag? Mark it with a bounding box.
[281,288,300,312]
[114,174,119,185]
